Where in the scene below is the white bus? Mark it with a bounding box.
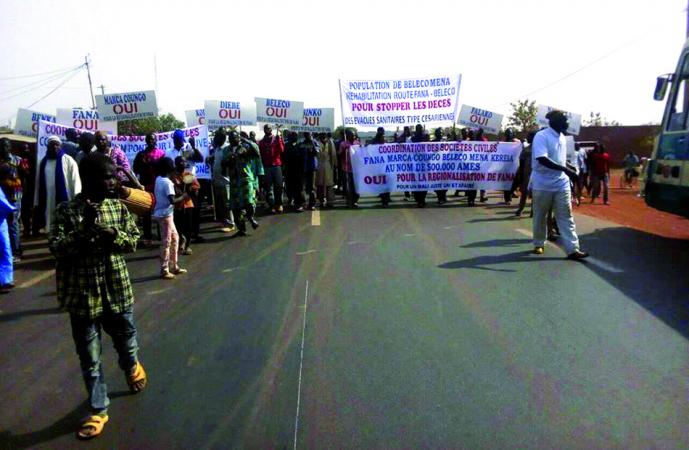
[649,37,689,217]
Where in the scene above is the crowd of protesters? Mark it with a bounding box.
[0,108,654,438]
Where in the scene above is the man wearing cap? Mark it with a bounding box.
[34,136,81,234]
[530,110,589,260]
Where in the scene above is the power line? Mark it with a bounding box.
[0,66,84,102]
[26,70,83,109]
[0,67,84,96]
[0,64,84,81]
[494,7,684,110]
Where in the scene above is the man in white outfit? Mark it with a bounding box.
[531,111,589,260]
[34,136,81,234]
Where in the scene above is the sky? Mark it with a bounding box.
[0,0,687,130]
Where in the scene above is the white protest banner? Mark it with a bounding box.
[110,125,211,180]
[185,109,205,127]
[255,97,304,126]
[536,105,582,135]
[37,121,211,180]
[56,108,117,134]
[96,90,158,122]
[204,100,257,129]
[15,108,56,137]
[339,75,461,129]
[457,104,504,135]
[36,120,94,162]
[290,108,335,133]
[351,141,521,195]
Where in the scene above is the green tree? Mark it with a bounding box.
[584,112,620,127]
[332,126,357,141]
[507,99,538,133]
[117,113,185,135]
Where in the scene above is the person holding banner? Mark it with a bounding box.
[49,152,146,440]
[34,136,81,234]
[432,128,448,205]
[339,129,360,208]
[411,124,430,208]
[395,127,413,201]
[368,128,391,207]
[530,111,588,260]
[224,132,261,235]
[258,125,285,214]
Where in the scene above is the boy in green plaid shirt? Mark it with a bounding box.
[49,152,147,440]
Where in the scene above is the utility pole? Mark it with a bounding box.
[85,55,96,109]
[98,84,105,95]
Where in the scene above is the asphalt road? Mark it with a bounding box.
[1,193,688,449]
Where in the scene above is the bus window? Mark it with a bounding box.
[667,54,689,132]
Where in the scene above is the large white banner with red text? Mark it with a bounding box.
[351,141,521,194]
[339,75,461,129]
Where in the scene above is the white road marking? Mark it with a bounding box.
[293,280,309,450]
[403,233,416,237]
[17,270,55,289]
[586,257,625,274]
[516,228,532,237]
[296,250,317,256]
[222,267,238,273]
[311,210,321,226]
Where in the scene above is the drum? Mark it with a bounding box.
[119,187,155,216]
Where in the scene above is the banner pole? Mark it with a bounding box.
[453,74,462,136]
[337,79,347,140]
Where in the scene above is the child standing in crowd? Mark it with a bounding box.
[152,157,188,279]
[172,156,199,256]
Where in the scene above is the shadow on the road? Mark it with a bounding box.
[442,227,689,339]
[462,238,531,248]
[14,259,54,271]
[0,401,88,449]
[125,253,159,263]
[468,216,521,223]
[131,275,161,284]
[438,250,563,272]
[0,306,63,323]
[577,226,689,339]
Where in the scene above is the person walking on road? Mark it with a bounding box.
[339,129,360,208]
[152,157,189,279]
[224,131,262,235]
[133,133,165,246]
[530,110,589,260]
[589,144,611,205]
[34,136,81,234]
[316,132,337,208]
[258,124,285,213]
[49,152,147,440]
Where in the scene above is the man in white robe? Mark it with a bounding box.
[34,136,81,234]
